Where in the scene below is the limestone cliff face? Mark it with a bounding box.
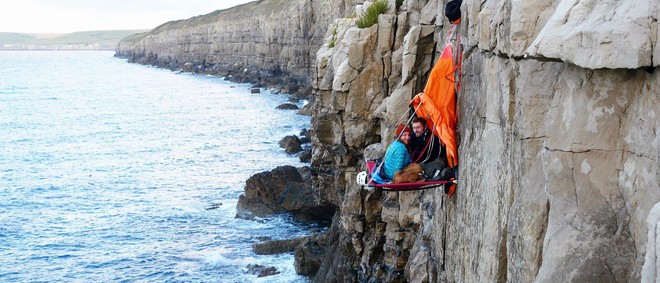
[115,0,356,80]
[115,0,659,281]
[311,0,659,282]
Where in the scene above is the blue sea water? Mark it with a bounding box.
[0,51,313,282]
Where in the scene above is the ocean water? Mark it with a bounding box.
[0,51,314,282]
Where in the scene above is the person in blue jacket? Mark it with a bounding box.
[372,123,411,183]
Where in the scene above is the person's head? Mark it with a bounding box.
[395,123,411,144]
[411,117,427,137]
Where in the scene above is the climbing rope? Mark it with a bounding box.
[366,103,424,185]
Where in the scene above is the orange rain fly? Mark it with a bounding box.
[410,42,459,168]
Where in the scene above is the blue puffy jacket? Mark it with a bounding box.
[381,140,411,179]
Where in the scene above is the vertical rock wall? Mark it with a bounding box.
[311,0,659,282]
[114,0,659,281]
[116,0,357,80]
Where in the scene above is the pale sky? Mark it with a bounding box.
[0,0,255,33]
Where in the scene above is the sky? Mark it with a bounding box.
[0,0,256,34]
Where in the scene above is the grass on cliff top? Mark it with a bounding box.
[356,0,390,29]
[150,0,283,33]
[118,32,150,44]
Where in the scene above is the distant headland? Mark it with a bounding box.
[0,30,148,50]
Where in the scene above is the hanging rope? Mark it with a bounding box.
[364,22,463,186]
[411,125,441,164]
[411,132,432,163]
[366,102,424,185]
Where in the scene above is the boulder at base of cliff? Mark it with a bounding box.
[298,148,312,163]
[236,166,334,222]
[298,128,311,144]
[279,135,303,154]
[244,264,280,277]
[296,102,313,116]
[236,194,275,219]
[253,235,312,255]
[282,181,335,223]
[295,229,333,276]
[276,103,300,110]
[237,166,302,218]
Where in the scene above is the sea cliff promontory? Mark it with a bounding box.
[117,0,660,282]
[115,0,355,96]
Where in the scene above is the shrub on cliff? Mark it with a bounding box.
[329,27,337,48]
[356,0,389,29]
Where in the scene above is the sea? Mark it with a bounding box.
[0,51,315,282]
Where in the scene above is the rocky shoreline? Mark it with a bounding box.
[114,53,313,102]
[234,85,332,278]
[116,38,328,279]
[115,0,660,281]
[234,125,337,277]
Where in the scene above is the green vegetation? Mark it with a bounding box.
[356,0,390,29]
[151,0,278,33]
[118,32,149,44]
[329,27,338,48]
[0,30,148,50]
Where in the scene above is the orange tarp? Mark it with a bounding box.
[410,42,459,168]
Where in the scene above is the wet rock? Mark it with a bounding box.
[244,264,280,277]
[298,148,312,163]
[204,203,222,210]
[295,86,313,100]
[280,182,316,212]
[275,103,300,110]
[295,239,325,276]
[236,165,335,223]
[250,88,261,94]
[278,135,302,154]
[298,128,311,144]
[296,227,335,277]
[236,165,303,217]
[236,194,275,219]
[253,235,312,255]
[284,82,300,94]
[296,102,313,116]
[297,166,311,183]
[299,128,310,139]
[283,182,336,223]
